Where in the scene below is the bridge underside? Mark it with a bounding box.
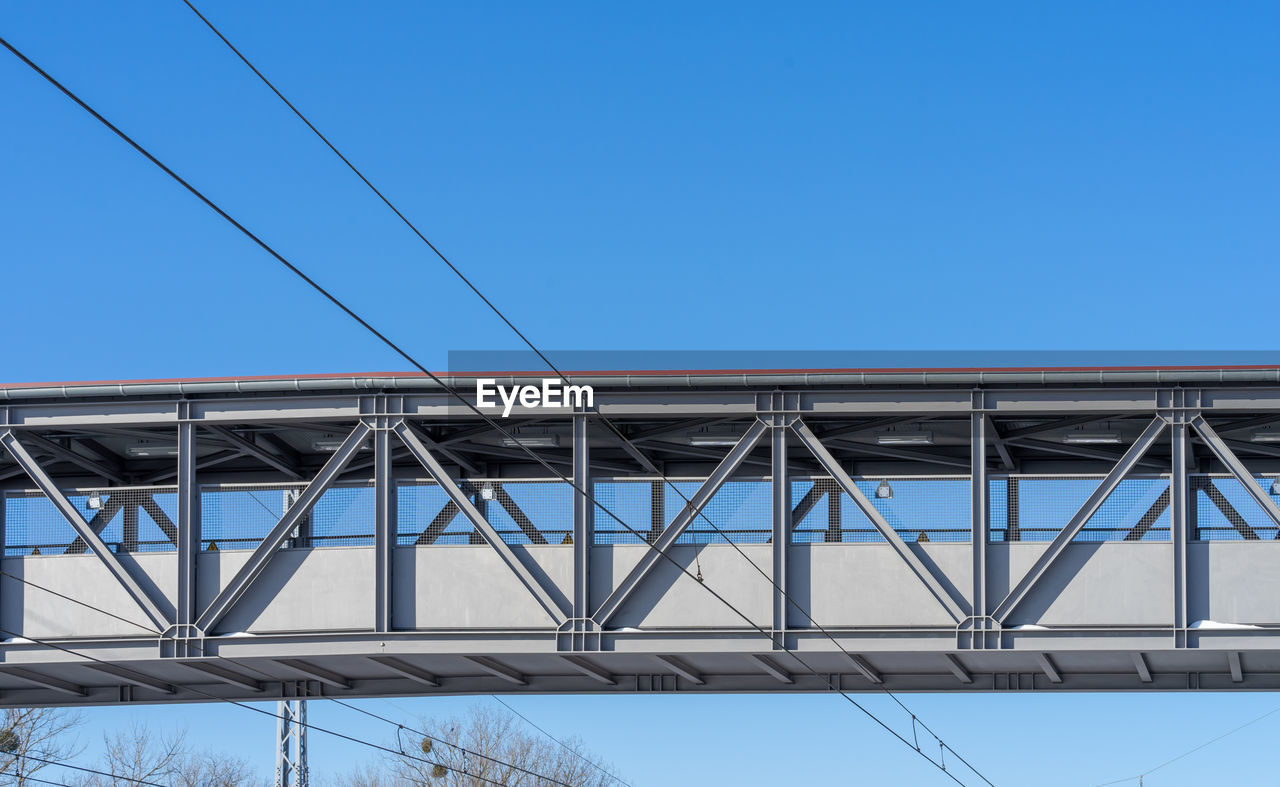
[0,369,1279,705]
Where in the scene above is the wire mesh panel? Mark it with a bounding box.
[483,480,573,545]
[1193,474,1280,541]
[791,476,970,543]
[3,487,179,556]
[397,481,474,545]
[397,479,574,545]
[592,478,773,544]
[989,475,1171,542]
[199,483,374,551]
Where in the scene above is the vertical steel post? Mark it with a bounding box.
[275,697,308,787]
[971,406,989,646]
[572,409,592,634]
[176,415,200,634]
[771,411,790,648]
[374,419,395,633]
[1171,414,1189,649]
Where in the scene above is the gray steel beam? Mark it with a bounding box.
[179,660,263,692]
[999,414,1118,440]
[1132,652,1152,683]
[15,432,128,485]
[394,420,568,623]
[401,421,481,477]
[771,415,789,648]
[791,420,968,623]
[1037,653,1063,684]
[1191,415,1280,529]
[572,412,592,623]
[1171,419,1189,648]
[0,667,86,697]
[628,418,733,443]
[942,654,973,684]
[465,656,526,685]
[196,423,372,633]
[828,440,974,470]
[86,663,175,694]
[561,655,615,686]
[972,412,989,627]
[814,416,921,441]
[655,655,704,685]
[985,415,1016,471]
[367,656,440,688]
[176,418,199,633]
[0,429,169,630]
[142,448,243,484]
[847,654,883,684]
[991,417,1168,623]
[205,425,302,479]
[276,658,351,689]
[1004,437,1168,470]
[1229,652,1244,683]
[752,654,794,684]
[374,425,394,633]
[592,420,768,627]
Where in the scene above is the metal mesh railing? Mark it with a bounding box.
[1192,474,1280,540]
[3,487,179,556]
[6,472,1277,555]
[397,479,574,545]
[791,476,971,543]
[990,475,1172,543]
[199,482,375,550]
[594,478,774,545]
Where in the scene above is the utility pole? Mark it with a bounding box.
[275,489,308,787]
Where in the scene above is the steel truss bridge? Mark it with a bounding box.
[1,366,1279,707]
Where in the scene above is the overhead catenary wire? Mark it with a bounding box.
[0,572,575,787]
[1094,704,1280,786]
[0,35,988,785]
[174,4,993,781]
[0,624,528,787]
[489,696,635,787]
[2,750,169,787]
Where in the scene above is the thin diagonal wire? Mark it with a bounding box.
[6,751,168,787]
[1093,704,1280,786]
[0,625,520,787]
[490,696,633,787]
[174,6,990,781]
[1,34,983,785]
[0,573,573,787]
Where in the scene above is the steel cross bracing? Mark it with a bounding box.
[0,372,1278,706]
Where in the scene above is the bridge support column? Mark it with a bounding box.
[970,403,990,648]
[768,393,796,649]
[373,403,397,633]
[568,405,596,649]
[1170,392,1192,649]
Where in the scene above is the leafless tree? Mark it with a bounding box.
[332,704,623,787]
[0,706,84,784]
[72,721,258,786]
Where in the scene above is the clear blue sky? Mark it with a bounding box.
[2,1,1279,784]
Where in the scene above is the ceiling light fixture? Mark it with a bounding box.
[500,435,560,449]
[1062,432,1122,445]
[126,443,179,457]
[875,431,934,446]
